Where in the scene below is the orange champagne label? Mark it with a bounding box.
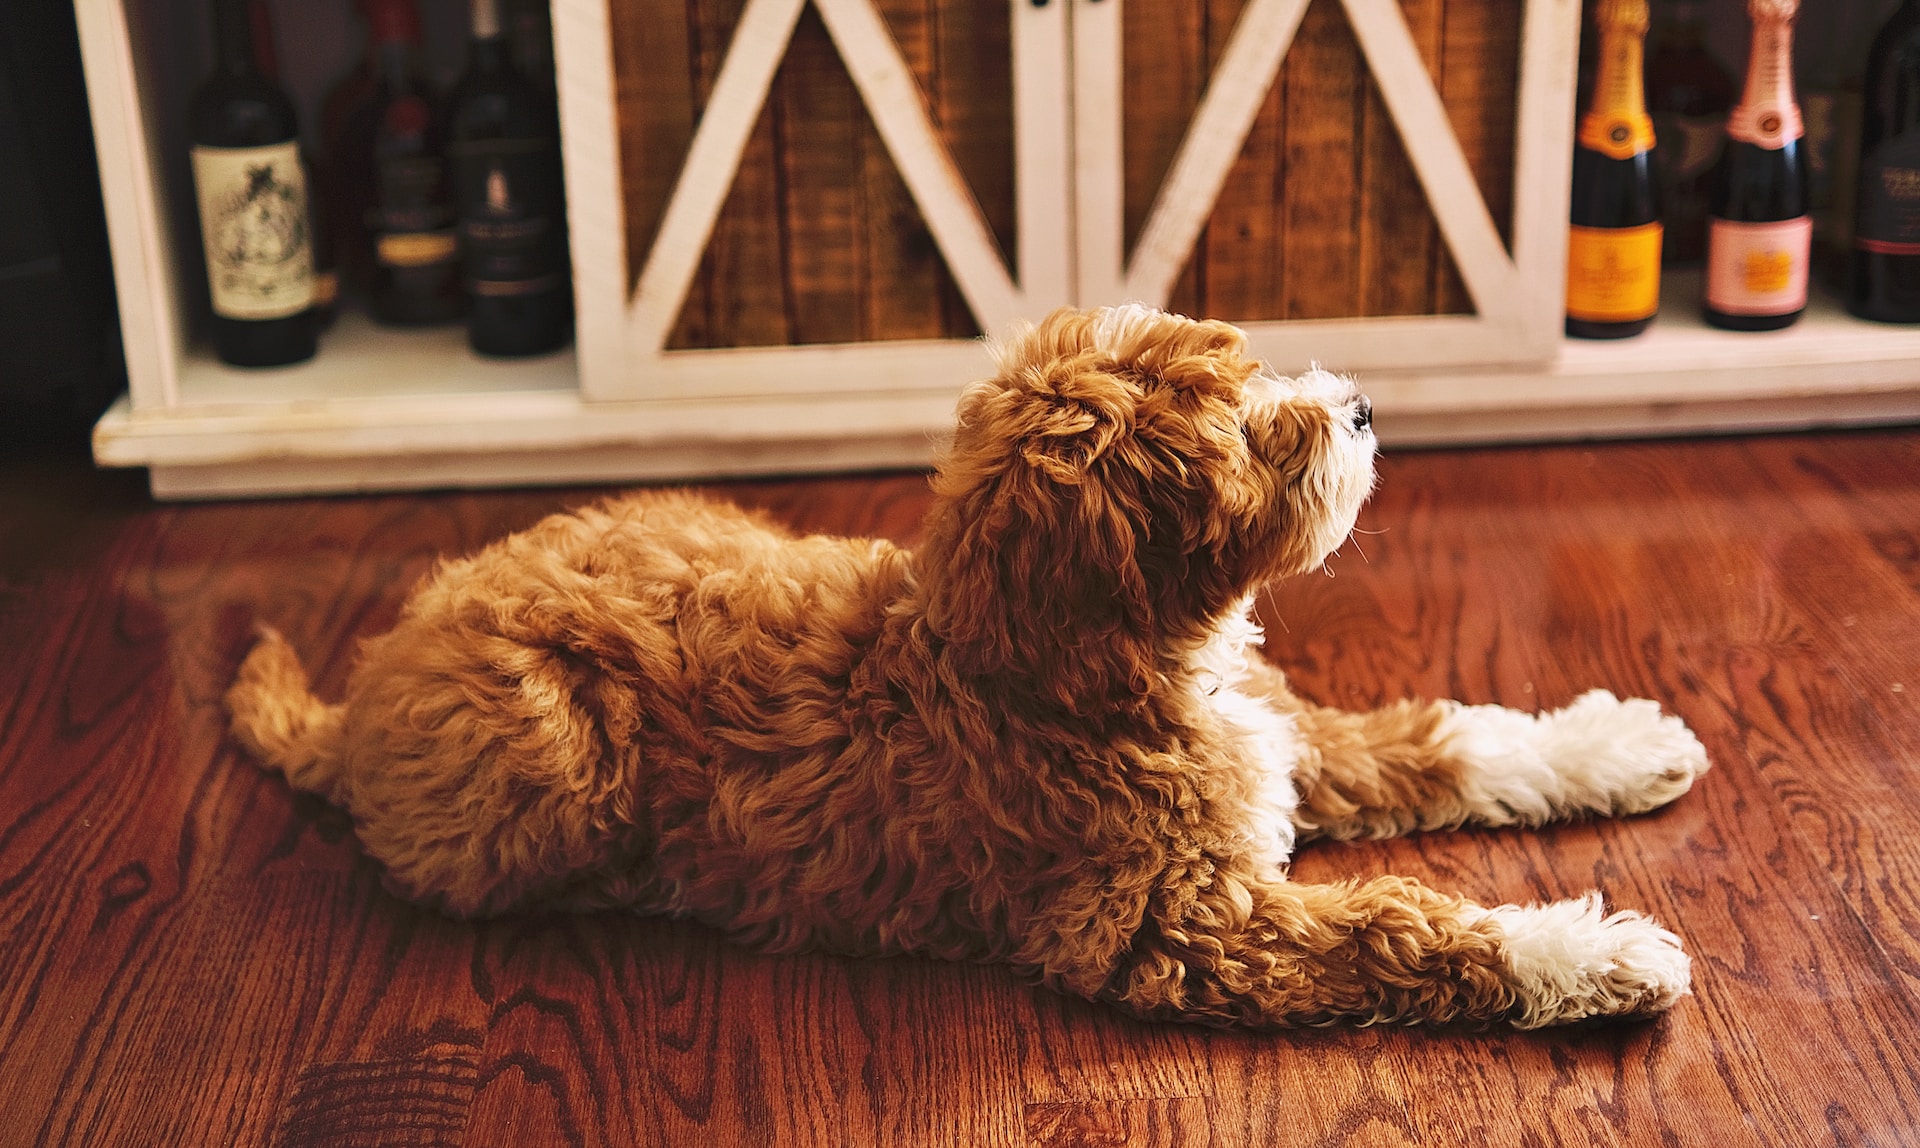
[1577,1,1655,159]
[1567,223,1662,322]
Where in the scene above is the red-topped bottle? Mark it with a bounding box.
[1704,0,1812,331]
[350,0,464,325]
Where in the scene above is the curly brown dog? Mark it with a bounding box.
[228,305,1706,1028]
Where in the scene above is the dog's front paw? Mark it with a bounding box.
[1485,894,1692,1028]
[1538,690,1709,817]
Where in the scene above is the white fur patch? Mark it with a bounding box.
[1440,690,1709,826]
[1186,599,1300,872]
[1480,894,1692,1027]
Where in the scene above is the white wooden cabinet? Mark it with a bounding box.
[83,0,1920,499]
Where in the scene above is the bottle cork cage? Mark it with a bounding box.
[576,0,1572,402]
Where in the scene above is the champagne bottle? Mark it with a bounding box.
[447,0,572,357]
[1849,0,1920,323]
[1705,0,1812,332]
[188,0,317,366]
[1645,0,1735,265]
[354,0,464,325]
[1566,0,1662,339]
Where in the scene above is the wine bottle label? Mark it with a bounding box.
[374,155,451,233]
[369,153,457,269]
[1705,217,1812,314]
[378,231,459,267]
[1566,223,1662,322]
[1855,134,1920,254]
[190,142,315,320]
[451,137,564,297]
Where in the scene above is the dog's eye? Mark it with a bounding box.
[1350,395,1373,432]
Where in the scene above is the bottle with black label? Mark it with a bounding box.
[353,0,464,325]
[1704,0,1812,331]
[1566,0,1662,339]
[1850,0,1920,322]
[188,0,317,366]
[447,0,571,356]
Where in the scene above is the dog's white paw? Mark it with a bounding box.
[1537,690,1710,817]
[1442,690,1708,826]
[1484,894,1692,1028]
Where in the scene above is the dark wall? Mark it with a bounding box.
[0,2,126,449]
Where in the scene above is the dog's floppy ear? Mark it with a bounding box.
[919,385,1154,716]
[916,307,1263,716]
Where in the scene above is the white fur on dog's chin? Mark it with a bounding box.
[1478,894,1692,1027]
[1440,689,1709,826]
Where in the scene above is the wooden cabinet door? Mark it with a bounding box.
[563,0,1071,403]
[1069,0,1578,373]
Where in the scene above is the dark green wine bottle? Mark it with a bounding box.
[187,0,317,367]
[447,0,572,357]
[1849,0,1920,322]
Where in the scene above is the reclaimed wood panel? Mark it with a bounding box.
[1124,0,1509,324]
[9,431,1920,1144]
[610,0,1005,349]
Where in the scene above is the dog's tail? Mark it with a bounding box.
[226,626,350,807]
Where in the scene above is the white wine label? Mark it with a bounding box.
[190,142,315,320]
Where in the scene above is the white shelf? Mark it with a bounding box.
[95,272,1920,498]
[171,310,579,406]
[1366,270,1920,443]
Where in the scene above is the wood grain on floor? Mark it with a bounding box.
[2,430,1918,1146]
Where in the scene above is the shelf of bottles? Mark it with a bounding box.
[1567,0,1920,344]
[81,0,1920,498]
[97,0,580,410]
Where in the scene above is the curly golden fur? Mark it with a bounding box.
[229,305,1707,1029]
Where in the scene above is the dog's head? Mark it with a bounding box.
[918,304,1376,714]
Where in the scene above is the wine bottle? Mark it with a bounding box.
[353,0,464,325]
[1704,0,1812,332]
[249,0,337,329]
[447,0,571,357]
[188,0,317,366]
[1566,0,1662,339]
[1645,1,1735,265]
[1849,0,1920,323]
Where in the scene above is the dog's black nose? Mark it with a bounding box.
[1352,395,1372,431]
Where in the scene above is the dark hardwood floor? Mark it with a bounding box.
[3,428,1919,1146]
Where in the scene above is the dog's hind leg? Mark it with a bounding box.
[1100,874,1690,1028]
[1249,665,1708,839]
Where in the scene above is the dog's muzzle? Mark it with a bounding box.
[1351,395,1373,432]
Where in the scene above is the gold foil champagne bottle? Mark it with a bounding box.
[1567,0,1662,339]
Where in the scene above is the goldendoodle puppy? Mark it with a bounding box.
[228,304,1706,1028]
